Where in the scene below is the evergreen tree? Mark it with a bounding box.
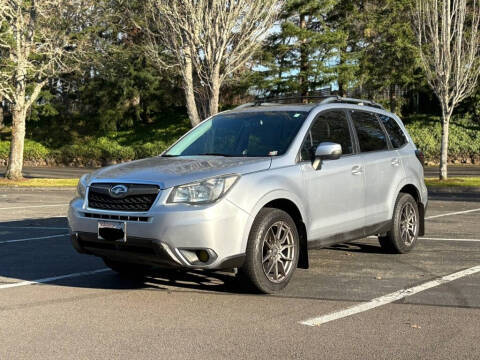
[257,0,343,97]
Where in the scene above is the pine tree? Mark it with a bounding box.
[257,0,343,97]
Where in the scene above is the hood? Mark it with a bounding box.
[89,156,272,189]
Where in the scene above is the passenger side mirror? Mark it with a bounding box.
[313,142,342,170]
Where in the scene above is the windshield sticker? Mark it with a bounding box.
[268,151,279,156]
[294,113,301,118]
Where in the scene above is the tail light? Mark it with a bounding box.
[415,150,425,167]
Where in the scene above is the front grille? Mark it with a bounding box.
[88,183,160,212]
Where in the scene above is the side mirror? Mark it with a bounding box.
[313,142,342,170]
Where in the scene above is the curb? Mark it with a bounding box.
[427,186,480,194]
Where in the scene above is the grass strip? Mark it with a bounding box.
[0,178,78,187]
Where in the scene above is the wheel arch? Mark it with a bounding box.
[243,192,309,269]
[398,183,425,236]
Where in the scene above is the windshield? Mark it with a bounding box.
[165,111,308,157]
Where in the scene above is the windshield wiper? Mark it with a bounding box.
[199,153,236,157]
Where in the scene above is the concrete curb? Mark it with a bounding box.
[427,186,480,194]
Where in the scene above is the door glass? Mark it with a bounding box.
[301,111,353,161]
[350,111,389,152]
[378,114,408,149]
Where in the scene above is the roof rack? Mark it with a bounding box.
[319,96,385,110]
[233,94,384,111]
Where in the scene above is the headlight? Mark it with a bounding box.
[167,175,239,204]
[77,173,91,199]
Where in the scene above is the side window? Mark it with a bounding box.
[350,111,389,152]
[378,114,408,149]
[301,111,353,161]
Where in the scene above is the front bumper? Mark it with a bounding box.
[68,193,250,270]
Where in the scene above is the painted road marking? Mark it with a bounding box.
[0,204,67,211]
[0,234,68,244]
[300,265,480,327]
[0,269,111,290]
[421,237,480,242]
[0,226,69,230]
[426,208,480,220]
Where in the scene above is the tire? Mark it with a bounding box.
[241,208,300,294]
[379,193,420,254]
[103,258,150,279]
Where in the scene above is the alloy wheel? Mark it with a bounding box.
[262,221,296,283]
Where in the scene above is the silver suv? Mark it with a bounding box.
[68,97,428,293]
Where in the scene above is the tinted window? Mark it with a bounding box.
[301,111,353,161]
[378,114,408,148]
[350,111,389,152]
[166,111,308,157]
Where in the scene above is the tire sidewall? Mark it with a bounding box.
[392,194,420,253]
[245,208,300,293]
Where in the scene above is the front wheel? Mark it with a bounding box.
[379,193,420,253]
[241,208,299,294]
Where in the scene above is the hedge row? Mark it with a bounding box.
[0,114,478,166]
[0,138,171,167]
[404,114,480,164]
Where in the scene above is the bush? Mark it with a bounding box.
[0,139,51,162]
[405,114,480,164]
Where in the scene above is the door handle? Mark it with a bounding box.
[391,158,400,167]
[351,165,363,175]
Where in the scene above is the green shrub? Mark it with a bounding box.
[405,114,480,163]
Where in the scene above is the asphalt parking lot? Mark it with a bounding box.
[0,188,479,359]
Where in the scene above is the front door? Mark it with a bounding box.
[300,110,365,244]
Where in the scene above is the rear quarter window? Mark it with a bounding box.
[378,114,408,149]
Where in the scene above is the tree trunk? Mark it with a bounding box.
[0,96,4,129]
[299,14,308,98]
[183,55,201,127]
[5,108,27,180]
[208,67,221,117]
[439,111,450,180]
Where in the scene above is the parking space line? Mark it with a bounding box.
[0,226,70,230]
[421,237,480,242]
[0,268,111,290]
[426,208,480,220]
[0,234,68,244]
[0,204,67,211]
[299,265,480,327]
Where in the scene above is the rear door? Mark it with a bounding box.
[349,110,405,228]
[300,110,365,243]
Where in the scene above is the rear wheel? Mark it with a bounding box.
[241,208,299,294]
[379,193,420,253]
[103,258,151,278]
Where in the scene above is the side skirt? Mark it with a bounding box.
[307,220,392,249]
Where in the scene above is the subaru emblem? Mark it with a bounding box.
[110,184,128,198]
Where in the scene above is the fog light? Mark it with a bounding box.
[196,250,210,263]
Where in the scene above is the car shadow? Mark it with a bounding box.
[0,217,257,295]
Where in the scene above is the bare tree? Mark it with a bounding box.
[0,0,95,179]
[143,0,283,127]
[413,0,480,180]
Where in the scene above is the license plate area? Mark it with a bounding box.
[98,221,127,243]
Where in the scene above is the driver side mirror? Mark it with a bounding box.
[313,142,342,170]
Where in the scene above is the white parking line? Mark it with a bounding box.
[426,208,480,220]
[421,237,480,242]
[0,268,111,290]
[0,204,67,211]
[0,234,68,244]
[0,226,70,230]
[300,265,480,327]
